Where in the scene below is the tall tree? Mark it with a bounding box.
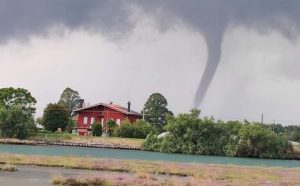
[43,103,69,132]
[58,87,80,117]
[143,93,173,133]
[0,87,36,117]
[0,105,34,139]
[0,87,36,139]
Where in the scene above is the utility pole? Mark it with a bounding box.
[261,113,264,125]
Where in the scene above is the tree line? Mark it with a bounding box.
[0,87,299,160]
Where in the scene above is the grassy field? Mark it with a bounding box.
[64,135,144,148]
[27,133,144,148]
[0,153,300,185]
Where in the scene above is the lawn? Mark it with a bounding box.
[27,133,145,148]
[64,135,144,148]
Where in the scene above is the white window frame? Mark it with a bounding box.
[83,117,88,125]
[116,119,121,125]
[91,117,95,125]
[101,118,104,127]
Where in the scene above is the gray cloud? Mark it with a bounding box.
[0,0,300,109]
[135,0,300,108]
[0,0,133,43]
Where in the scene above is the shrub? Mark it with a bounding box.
[106,119,117,136]
[92,122,102,137]
[143,109,294,159]
[235,124,294,159]
[142,133,161,151]
[114,121,133,138]
[114,119,154,139]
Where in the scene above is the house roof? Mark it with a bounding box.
[73,103,142,116]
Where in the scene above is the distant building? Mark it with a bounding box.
[73,102,142,135]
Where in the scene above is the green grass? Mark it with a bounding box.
[28,133,144,148]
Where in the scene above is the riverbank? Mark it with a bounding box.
[1,153,300,185]
[1,137,300,161]
[0,136,143,150]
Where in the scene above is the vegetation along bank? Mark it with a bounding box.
[1,87,300,160]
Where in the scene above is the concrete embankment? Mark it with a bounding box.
[0,138,141,150]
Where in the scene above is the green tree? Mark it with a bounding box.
[106,119,117,136]
[283,125,300,142]
[58,87,80,117]
[42,103,69,132]
[0,87,36,117]
[66,119,76,133]
[143,93,173,133]
[92,122,103,137]
[0,105,34,139]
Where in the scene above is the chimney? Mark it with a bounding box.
[79,99,84,108]
[127,101,131,112]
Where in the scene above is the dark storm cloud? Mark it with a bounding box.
[0,0,132,42]
[136,0,300,108]
[0,0,300,108]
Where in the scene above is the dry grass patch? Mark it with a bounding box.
[0,153,300,185]
[65,136,144,148]
[52,174,192,186]
[0,164,17,172]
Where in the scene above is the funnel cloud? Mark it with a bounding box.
[0,0,300,109]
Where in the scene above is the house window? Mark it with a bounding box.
[83,117,88,125]
[91,117,95,124]
[101,118,104,127]
[116,119,121,125]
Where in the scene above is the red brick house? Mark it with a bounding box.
[73,102,142,135]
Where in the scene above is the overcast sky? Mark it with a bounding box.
[1,0,300,125]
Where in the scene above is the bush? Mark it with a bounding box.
[92,122,102,137]
[143,109,295,159]
[114,119,154,139]
[234,124,294,159]
[106,119,117,136]
[142,134,159,151]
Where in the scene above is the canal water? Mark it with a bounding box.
[0,144,299,168]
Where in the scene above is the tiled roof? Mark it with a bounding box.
[73,103,142,116]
